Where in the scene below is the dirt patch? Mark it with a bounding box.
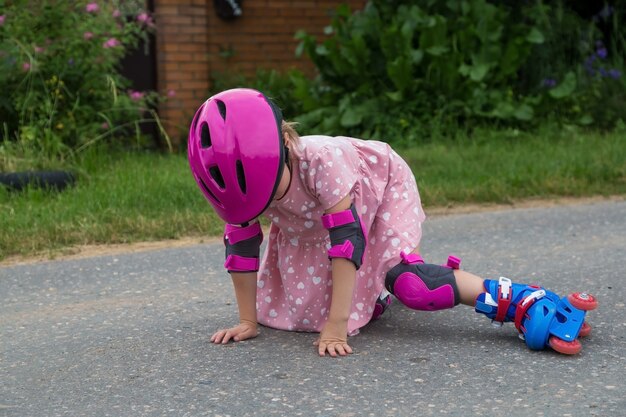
[1,195,622,267]
[0,236,220,267]
[425,195,624,216]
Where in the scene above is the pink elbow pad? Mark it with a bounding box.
[223,222,263,273]
[321,204,366,269]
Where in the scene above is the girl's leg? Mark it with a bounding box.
[453,270,485,306]
[385,250,597,354]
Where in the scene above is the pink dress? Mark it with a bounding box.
[257,136,426,335]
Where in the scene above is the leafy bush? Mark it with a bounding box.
[0,0,167,170]
[210,68,308,122]
[289,1,625,144]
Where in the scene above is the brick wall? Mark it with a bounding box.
[154,0,367,144]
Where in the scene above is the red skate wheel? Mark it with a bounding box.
[568,293,598,311]
[578,322,592,338]
[549,336,582,355]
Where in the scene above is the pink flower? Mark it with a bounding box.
[167,89,176,97]
[136,12,154,27]
[34,46,45,53]
[83,32,94,40]
[85,3,99,13]
[101,122,109,130]
[112,9,121,18]
[102,38,120,48]
[22,62,31,71]
[0,15,5,26]
[129,91,144,101]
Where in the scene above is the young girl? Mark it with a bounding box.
[187,88,597,357]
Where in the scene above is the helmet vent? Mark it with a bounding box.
[236,160,246,194]
[200,123,211,148]
[199,177,220,205]
[209,166,225,189]
[216,100,227,120]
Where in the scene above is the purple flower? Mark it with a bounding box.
[112,9,121,18]
[599,5,613,19]
[542,78,557,88]
[68,58,75,66]
[129,90,144,101]
[103,38,120,48]
[584,55,596,75]
[85,3,99,13]
[608,69,621,79]
[22,62,31,71]
[0,15,5,26]
[596,47,608,60]
[83,32,94,40]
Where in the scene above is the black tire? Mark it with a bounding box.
[0,171,76,192]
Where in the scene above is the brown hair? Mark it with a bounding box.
[281,120,300,152]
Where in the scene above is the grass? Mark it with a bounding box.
[1,128,625,261]
[405,127,626,206]
[0,149,224,260]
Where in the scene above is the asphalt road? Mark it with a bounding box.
[1,200,625,417]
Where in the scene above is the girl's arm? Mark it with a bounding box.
[316,195,357,357]
[210,271,259,344]
[211,221,263,344]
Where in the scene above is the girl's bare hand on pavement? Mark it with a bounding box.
[314,319,353,357]
[210,320,258,344]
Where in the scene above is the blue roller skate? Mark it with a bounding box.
[475,277,598,354]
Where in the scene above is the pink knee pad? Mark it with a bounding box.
[385,253,460,311]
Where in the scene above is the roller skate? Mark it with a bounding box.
[475,277,598,354]
[371,291,392,320]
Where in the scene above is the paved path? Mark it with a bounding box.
[2,200,625,417]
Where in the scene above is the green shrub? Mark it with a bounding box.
[210,68,308,122]
[289,1,625,143]
[0,0,167,170]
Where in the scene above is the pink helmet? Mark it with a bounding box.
[188,88,287,225]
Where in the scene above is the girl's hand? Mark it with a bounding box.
[210,319,258,344]
[314,319,352,357]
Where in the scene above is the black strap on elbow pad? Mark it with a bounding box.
[321,203,366,269]
[223,222,263,273]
